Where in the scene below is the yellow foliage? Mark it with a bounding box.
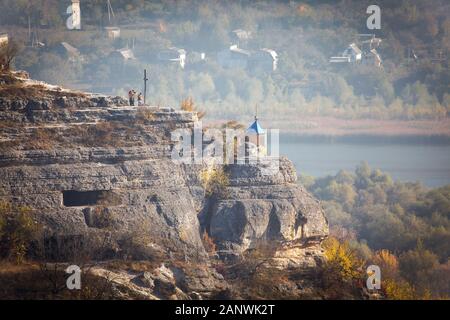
[199,166,229,197]
[181,97,206,119]
[181,97,195,112]
[384,278,416,300]
[323,236,363,281]
[0,201,40,264]
[202,231,217,256]
[319,237,365,298]
[373,249,399,280]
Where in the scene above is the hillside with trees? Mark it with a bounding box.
[300,163,450,299]
[0,0,449,120]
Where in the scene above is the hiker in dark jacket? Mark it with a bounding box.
[128,90,134,106]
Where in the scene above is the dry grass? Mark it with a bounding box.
[0,140,16,153]
[136,108,156,123]
[0,120,17,129]
[67,122,141,148]
[65,124,111,147]
[1,127,61,152]
[199,166,229,197]
[25,128,55,150]
[0,71,86,100]
[0,83,79,100]
[201,231,217,256]
[0,71,23,85]
[0,261,124,299]
[0,120,149,152]
[105,260,159,273]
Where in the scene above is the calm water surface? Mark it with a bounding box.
[280,141,450,188]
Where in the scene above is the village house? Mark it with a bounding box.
[105,26,121,40]
[157,47,186,69]
[250,48,278,72]
[363,48,382,67]
[343,43,362,62]
[186,51,206,65]
[232,29,252,41]
[218,45,278,72]
[231,29,252,46]
[108,48,136,63]
[217,44,251,69]
[55,42,83,63]
[330,43,362,63]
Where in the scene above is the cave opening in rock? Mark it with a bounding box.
[62,190,110,207]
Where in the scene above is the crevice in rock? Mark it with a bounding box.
[197,196,218,235]
[295,214,308,240]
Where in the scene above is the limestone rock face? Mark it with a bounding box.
[0,72,328,296]
[209,158,328,258]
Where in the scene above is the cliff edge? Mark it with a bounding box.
[0,71,328,299]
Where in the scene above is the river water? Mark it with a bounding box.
[280,140,450,188]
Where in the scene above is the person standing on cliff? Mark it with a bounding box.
[137,92,143,106]
[128,90,134,106]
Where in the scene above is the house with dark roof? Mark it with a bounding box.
[330,43,362,63]
[343,43,362,62]
[217,45,251,69]
[364,48,382,67]
[250,48,278,72]
[105,27,120,40]
[55,42,82,63]
[109,48,136,62]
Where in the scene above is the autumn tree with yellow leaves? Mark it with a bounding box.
[320,237,365,299]
[181,97,206,119]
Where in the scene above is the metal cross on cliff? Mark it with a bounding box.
[143,69,148,105]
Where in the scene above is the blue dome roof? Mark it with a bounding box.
[247,119,265,134]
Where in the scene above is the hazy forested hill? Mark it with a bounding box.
[1,0,449,119]
[300,162,450,299]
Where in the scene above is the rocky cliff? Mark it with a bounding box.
[0,71,328,299]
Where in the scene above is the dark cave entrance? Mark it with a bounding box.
[62,190,109,207]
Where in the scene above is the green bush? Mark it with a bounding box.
[303,163,450,298]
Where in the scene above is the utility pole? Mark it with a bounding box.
[107,0,115,24]
[143,69,148,105]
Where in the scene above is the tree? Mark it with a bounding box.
[399,244,440,284]
[378,77,395,105]
[0,41,20,71]
[372,249,399,280]
[320,237,364,299]
[355,161,373,189]
[383,278,416,300]
[0,202,40,263]
[424,13,439,39]
[180,97,206,119]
